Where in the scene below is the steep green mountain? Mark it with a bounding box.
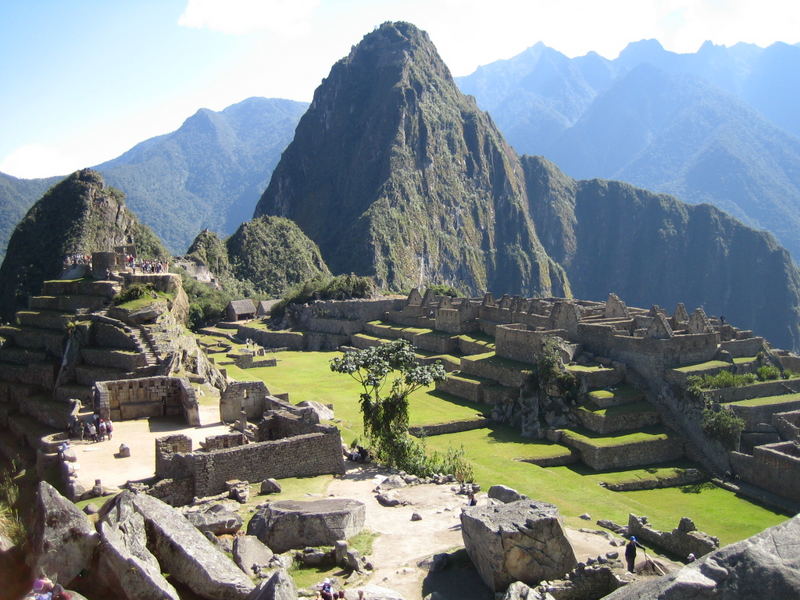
[457,41,800,261]
[225,216,330,296]
[0,172,62,262]
[255,21,568,297]
[0,97,307,257]
[524,156,800,348]
[0,169,167,320]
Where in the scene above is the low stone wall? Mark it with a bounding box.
[200,433,248,451]
[627,514,719,560]
[436,375,487,403]
[303,331,349,351]
[220,380,271,422]
[563,435,684,470]
[720,337,765,358]
[94,376,199,425]
[412,331,457,354]
[237,326,304,350]
[773,410,800,441]
[460,356,530,388]
[575,406,660,435]
[603,468,706,491]
[91,322,139,350]
[307,317,363,336]
[702,379,797,404]
[730,442,800,503]
[0,361,56,388]
[80,348,145,371]
[42,279,118,298]
[730,398,800,430]
[408,417,491,437]
[147,476,195,507]
[351,334,384,349]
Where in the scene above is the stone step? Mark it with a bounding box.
[75,365,128,387]
[351,333,385,349]
[0,360,58,388]
[17,393,80,430]
[409,416,492,437]
[575,401,661,435]
[29,294,111,312]
[417,353,460,372]
[16,309,73,331]
[0,325,65,356]
[585,384,645,409]
[80,347,148,370]
[666,360,732,385]
[0,347,48,365]
[728,393,800,430]
[454,333,495,355]
[435,372,495,403]
[704,378,800,404]
[557,426,684,471]
[41,278,120,298]
[459,351,529,388]
[566,364,624,389]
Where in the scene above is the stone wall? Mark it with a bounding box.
[627,514,719,560]
[94,376,199,425]
[773,410,800,441]
[730,398,800,430]
[730,442,800,502]
[720,337,766,358]
[408,417,491,437]
[702,380,796,404]
[220,380,271,422]
[236,326,304,350]
[91,322,139,350]
[564,435,684,470]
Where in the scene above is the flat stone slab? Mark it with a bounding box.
[247,498,365,553]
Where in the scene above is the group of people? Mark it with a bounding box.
[62,253,92,269]
[126,254,169,274]
[24,577,72,600]
[66,413,113,443]
[315,579,366,600]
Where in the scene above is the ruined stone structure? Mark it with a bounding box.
[94,376,199,425]
[256,288,800,508]
[627,514,719,560]
[153,401,344,504]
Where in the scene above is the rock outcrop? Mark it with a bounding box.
[28,481,99,585]
[247,569,296,600]
[184,503,244,535]
[460,499,577,592]
[233,535,274,577]
[627,514,719,560]
[247,498,366,553]
[488,484,528,504]
[604,513,800,599]
[130,492,255,600]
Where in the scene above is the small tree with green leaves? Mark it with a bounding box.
[330,339,472,480]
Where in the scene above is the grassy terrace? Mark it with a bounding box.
[566,364,611,373]
[728,392,800,408]
[366,320,433,336]
[732,356,758,365]
[463,351,533,371]
[576,401,656,417]
[455,332,496,350]
[588,385,643,403]
[559,426,671,448]
[201,334,789,545]
[115,290,173,310]
[673,360,731,373]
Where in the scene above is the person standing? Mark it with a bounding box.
[625,536,643,573]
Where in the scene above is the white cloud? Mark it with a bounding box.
[0,144,81,179]
[178,0,320,35]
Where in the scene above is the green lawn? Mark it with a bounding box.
[729,392,800,408]
[588,385,643,403]
[732,356,757,365]
[560,427,671,448]
[566,364,611,373]
[673,360,731,373]
[210,342,790,545]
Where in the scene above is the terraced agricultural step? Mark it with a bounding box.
[558,427,684,471]
[417,353,461,372]
[585,384,644,409]
[436,372,495,403]
[0,347,47,365]
[17,394,79,429]
[409,416,492,437]
[0,360,57,388]
[29,294,111,312]
[41,278,120,298]
[363,320,422,341]
[575,401,661,434]
[703,379,800,404]
[75,365,128,386]
[566,364,623,388]
[454,333,495,355]
[81,347,147,370]
[667,360,732,384]
[728,392,800,430]
[15,310,73,331]
[351,333,385,349]
[55,384,94,404]
[2,325,65,356]
[517,446,581,467]
[6,413,58,451]
[459,352,530,388]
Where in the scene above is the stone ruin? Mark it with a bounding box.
[626,514,719,560]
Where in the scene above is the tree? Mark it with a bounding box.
[330,339,465,474]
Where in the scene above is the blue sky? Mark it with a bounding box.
[2,0,799,178]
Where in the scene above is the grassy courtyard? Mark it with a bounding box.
[220,345,789,546]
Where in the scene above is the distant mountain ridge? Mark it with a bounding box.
[0,97,307,258]
[457,39,800,260]
[255,21,800,349]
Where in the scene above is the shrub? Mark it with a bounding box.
[425,283,460,297]
[113,282,153,305]
[702,403,744,450]
[274,274,376,317]
[686,371,757,393]
[756,365,781,381]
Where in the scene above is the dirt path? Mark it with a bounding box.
[324,466,665,600]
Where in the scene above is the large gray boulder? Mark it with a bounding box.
[185,503,244,535]
[501,582,555,600]
[96,492,180,600]
[131,492,255,600]
[604,513,800,599]
[460,499,577,591]
[488,485,527,504]
[247,498,365,553]
[28,481,99,585]
[247,569,296,600]
[233,535,274,577]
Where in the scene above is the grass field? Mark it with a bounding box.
[217,340,790,545]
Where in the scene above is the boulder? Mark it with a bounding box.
[233,535,274,576]
[379,474,407,490]
[227,480,250,504]
[295,400,334,422]
[344,584,404,599]
[603,513,800,599]
[247,569,296,600]
[28,481,98,585]
[376,493,404,507]
[130,492,255,600]
[260,478,282,495]
[185,503,244,535]
[247,498,365,553]
[460,499,577,591]
[488,484,527,504]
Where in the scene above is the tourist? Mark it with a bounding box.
[51,584,71,600]
[82,421,91,441]
[467,492,477,506]
[98,419,107,441]
[105,418,113,440]
[87,422,97,443]
[686,552,696,562]
[625,536,644,572]
[320,578,334,600]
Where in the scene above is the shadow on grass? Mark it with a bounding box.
[426,390,491,417]
[680,481,717,494]
[421,549,492,600]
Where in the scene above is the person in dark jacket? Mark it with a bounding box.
[625,536,644,572]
